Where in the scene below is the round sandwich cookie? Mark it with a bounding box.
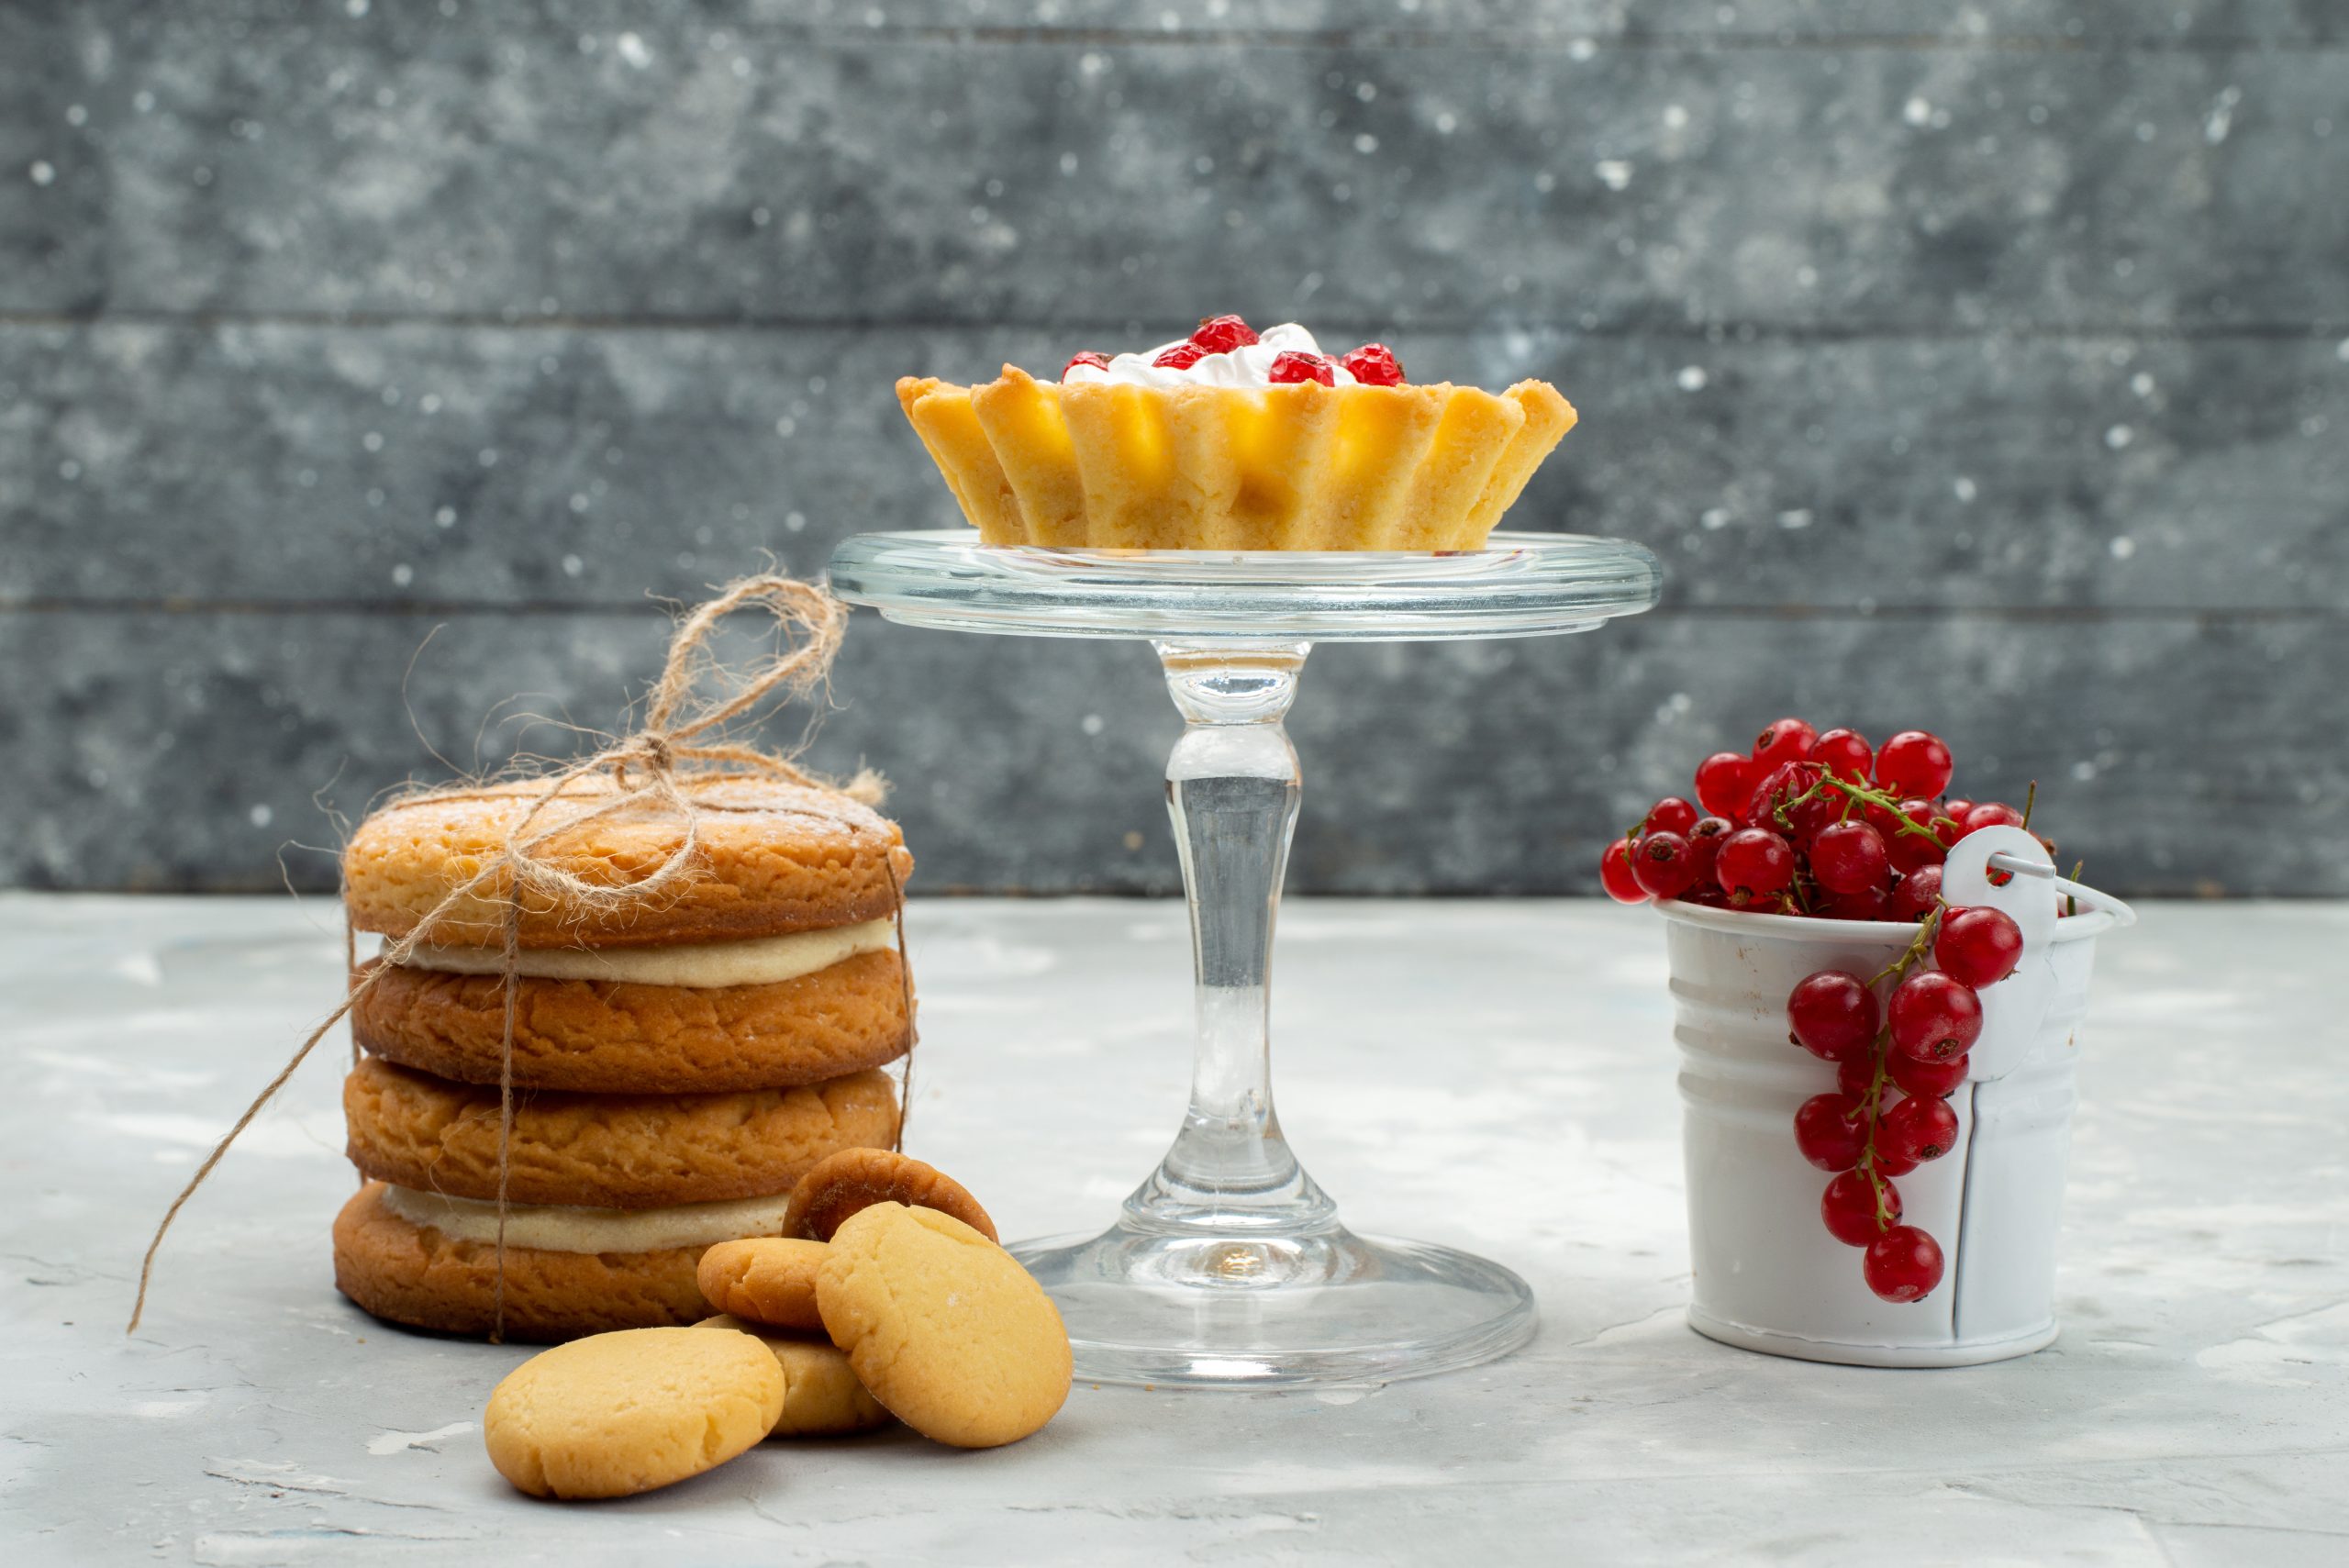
[816,1203,1071,1450]
[696,1315,894,1437]
[348,943,914,1095]
[342,1056,900,1209]
[484,1327,784,1497]
[342,776,914,950]
[333,1181,729,1341]
[782,1148,997,1243]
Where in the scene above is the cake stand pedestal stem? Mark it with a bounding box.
[1124,641,1336,1237]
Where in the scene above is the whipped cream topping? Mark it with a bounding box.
[379,1184,796,1253]
[1058,322,1362,388]
[395,918,896,990]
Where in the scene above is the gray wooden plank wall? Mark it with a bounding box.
[5,1,2344,896]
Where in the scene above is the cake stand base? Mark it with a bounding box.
[1009,1225,1536,1388]
[829,531,1660,1389]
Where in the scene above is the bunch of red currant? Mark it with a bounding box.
[1787,901,2024,1302]
[1602,717,2062,1305]
[1599,718,2051,921]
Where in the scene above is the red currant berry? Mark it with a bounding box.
[1935,906,2025,987]
[1340,343,1405,385]
[1870,1141,1920,1178]
[1645,796,1699,837]
[1266,351,1336,386]
[1063,350,1112,375]
[1962,801,2026,834]
[1598,837,1646,904]
[1820,883,1894,922]
[1189,314,1259,354]
[1716,828,1796,905]
[1890,864,1943,921]
[1937,800,1975,845]
[1794,1092,1867,1173]
[1686,816,1731,884]
[1888,971,1984,1062]
[1743,762,1834,840]
[1752,717,1818,773]
[1630,830,1700,899]
[1810,820,1891,895]
[1889,1051,1969,1099]
[1787,970,1880,1061]
[1834,1048,1872,1095]
[1875,730,1954,799]
[1153,342,1208,371]
[1885,798,1948,873]
[1811,728,1874,784]
[1694,751,1753,817]
[1863,1225,1945,1303]
[1821,1170,1901,1247]
[1881,1093,1960,1163]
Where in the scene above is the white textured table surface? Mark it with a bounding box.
[5,895,2345,1566]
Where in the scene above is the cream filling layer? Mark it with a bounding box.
[379,1184,795,1253]
[396,917,896,989]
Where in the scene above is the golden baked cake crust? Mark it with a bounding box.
[341,776,913,950]
[897,367,1575,551]
[349,949,913,1094]
[332,1181,713,1341]
[341,1056,901,1209]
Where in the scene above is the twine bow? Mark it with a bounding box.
[128,575,911,1337]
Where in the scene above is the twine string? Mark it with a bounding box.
[128,575,912,1335]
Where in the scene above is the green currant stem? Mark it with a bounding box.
[1854,904,1943,1230]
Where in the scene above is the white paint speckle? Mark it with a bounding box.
[2205,85,2240,145]
[1904,96,1932,128]
[785,510,807,533]
[561,553,584,577]
[28,161,56,186]
[2106,424,2134,450]
[1776,509,1813,530]
[616,31,652,69]
[1954,476,1978,503]
[390,563,414,588]
[1353,133,1378,155]
[2110,536,2137,560]
[248,804,273,828]
[1675,365,1709,392]
[366,1421,474,1457]
[1081,714,1105,737]
[1594,160,1633,191]
[434,506,457,528]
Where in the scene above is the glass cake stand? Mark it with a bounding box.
[828,529,1663,1387]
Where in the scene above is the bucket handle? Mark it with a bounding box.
[1986,852,2138,929]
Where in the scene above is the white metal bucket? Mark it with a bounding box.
[1660,828,2124,1367]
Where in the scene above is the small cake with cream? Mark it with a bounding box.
[330,776,915,1341]
[896,314,1577,550]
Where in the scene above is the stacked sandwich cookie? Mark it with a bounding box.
[329,776,915,1341]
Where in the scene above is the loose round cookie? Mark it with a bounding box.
[698,1238,829,1330]
[816,1203,1070,1449]
[484,1327,784,1498]
[343,1057,899,1208]
[343,776,914,950]
[349,949,914,1094]
[783,1148,997,1242]
[696,1315,893,1437]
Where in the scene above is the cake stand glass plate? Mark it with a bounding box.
[828,529,1664,1388]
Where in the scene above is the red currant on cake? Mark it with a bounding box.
[1152,342,1208,371]
[1267,351,1337,386]
[1063,350,1111,375]
[1340,343,1406,385]
[1189,314,1259,354]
